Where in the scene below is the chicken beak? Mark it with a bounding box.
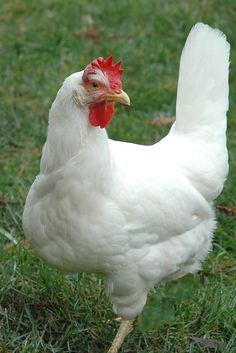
[106,90,130,106]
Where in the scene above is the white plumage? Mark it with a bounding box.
[23,23,230,322]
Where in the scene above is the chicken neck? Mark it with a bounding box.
[40,99,113,179]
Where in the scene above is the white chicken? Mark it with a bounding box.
[23,23,230,352]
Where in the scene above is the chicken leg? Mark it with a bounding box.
[107,319,134,353]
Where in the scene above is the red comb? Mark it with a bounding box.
[82,56,123,90]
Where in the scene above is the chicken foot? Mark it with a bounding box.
[107,319,134,353]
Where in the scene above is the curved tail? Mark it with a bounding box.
[175,23,230,137]
[168,24,230,201]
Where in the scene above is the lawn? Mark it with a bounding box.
[0,0,236,352]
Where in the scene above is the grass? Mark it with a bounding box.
[0,0,236,352]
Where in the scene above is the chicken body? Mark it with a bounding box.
[23,24,230,320]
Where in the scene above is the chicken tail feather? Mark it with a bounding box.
[175,23,230,137]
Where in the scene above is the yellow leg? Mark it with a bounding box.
[107,319,134,353]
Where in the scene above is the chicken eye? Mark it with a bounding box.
[90,81,99,89]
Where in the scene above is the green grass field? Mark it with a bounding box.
[0,1,236,352]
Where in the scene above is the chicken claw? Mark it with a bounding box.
[107,319,134,353]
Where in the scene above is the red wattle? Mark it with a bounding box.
[89,102,115,128]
